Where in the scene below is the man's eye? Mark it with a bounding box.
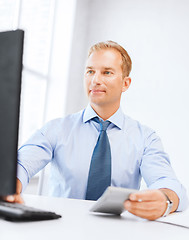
[87,70,94,74]
[104,71,112,75]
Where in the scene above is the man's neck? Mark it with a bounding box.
[90,103,120,120]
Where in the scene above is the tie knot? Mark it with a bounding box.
[92,117,110,131]
[100,121,110,131]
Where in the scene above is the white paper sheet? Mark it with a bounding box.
[156,207,189,229]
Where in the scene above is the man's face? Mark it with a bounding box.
[84,49,129,110]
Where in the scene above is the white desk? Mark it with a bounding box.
[0,194,189,240]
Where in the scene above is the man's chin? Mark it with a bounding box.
[89,99,107,108]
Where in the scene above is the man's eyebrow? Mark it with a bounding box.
[103,67,115,71]
[85,66,115,70]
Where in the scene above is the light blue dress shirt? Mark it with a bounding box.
[17,105,188,211]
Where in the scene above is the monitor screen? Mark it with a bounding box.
[0,30,24,196]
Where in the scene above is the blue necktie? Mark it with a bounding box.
[86,117,111,200]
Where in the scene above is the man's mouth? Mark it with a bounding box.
[90,89,106,94]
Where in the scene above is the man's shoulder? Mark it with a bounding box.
[122,113,155,136]
[41,109,85,131]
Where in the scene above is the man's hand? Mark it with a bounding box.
[3,193,24,204]
[124,189,179,220]
[2,178,24,204]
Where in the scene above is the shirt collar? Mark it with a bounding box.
[83,104,124,130]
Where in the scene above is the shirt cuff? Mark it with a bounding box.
[148,178,189,212]
[17,162,29,192]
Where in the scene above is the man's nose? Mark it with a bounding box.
[91,72,102,85]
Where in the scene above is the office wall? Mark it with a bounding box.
[66,0,189,191]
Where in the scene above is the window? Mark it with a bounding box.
[0,0,76,146]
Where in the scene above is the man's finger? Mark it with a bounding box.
[14,194,24,204]
[5,195,15,202]
[125,204,161,220]
[125,199,165,211]
[129,189,166,202]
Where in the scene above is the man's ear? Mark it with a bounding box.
[122,77,131,92]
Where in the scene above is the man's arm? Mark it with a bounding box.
[3,178,24,203]
[135,128,188,219]
[124,188,179,220]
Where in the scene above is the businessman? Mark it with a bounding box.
[6,41,188,220]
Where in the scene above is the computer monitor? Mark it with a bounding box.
[0,30,24,196]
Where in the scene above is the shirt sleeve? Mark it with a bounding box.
[140,129,188,211]
[17,128,54,192]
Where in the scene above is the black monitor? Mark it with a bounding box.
[0,30,24,196]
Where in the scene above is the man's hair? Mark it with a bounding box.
[88,40,132,78]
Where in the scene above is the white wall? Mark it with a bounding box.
[66,0,189,191]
